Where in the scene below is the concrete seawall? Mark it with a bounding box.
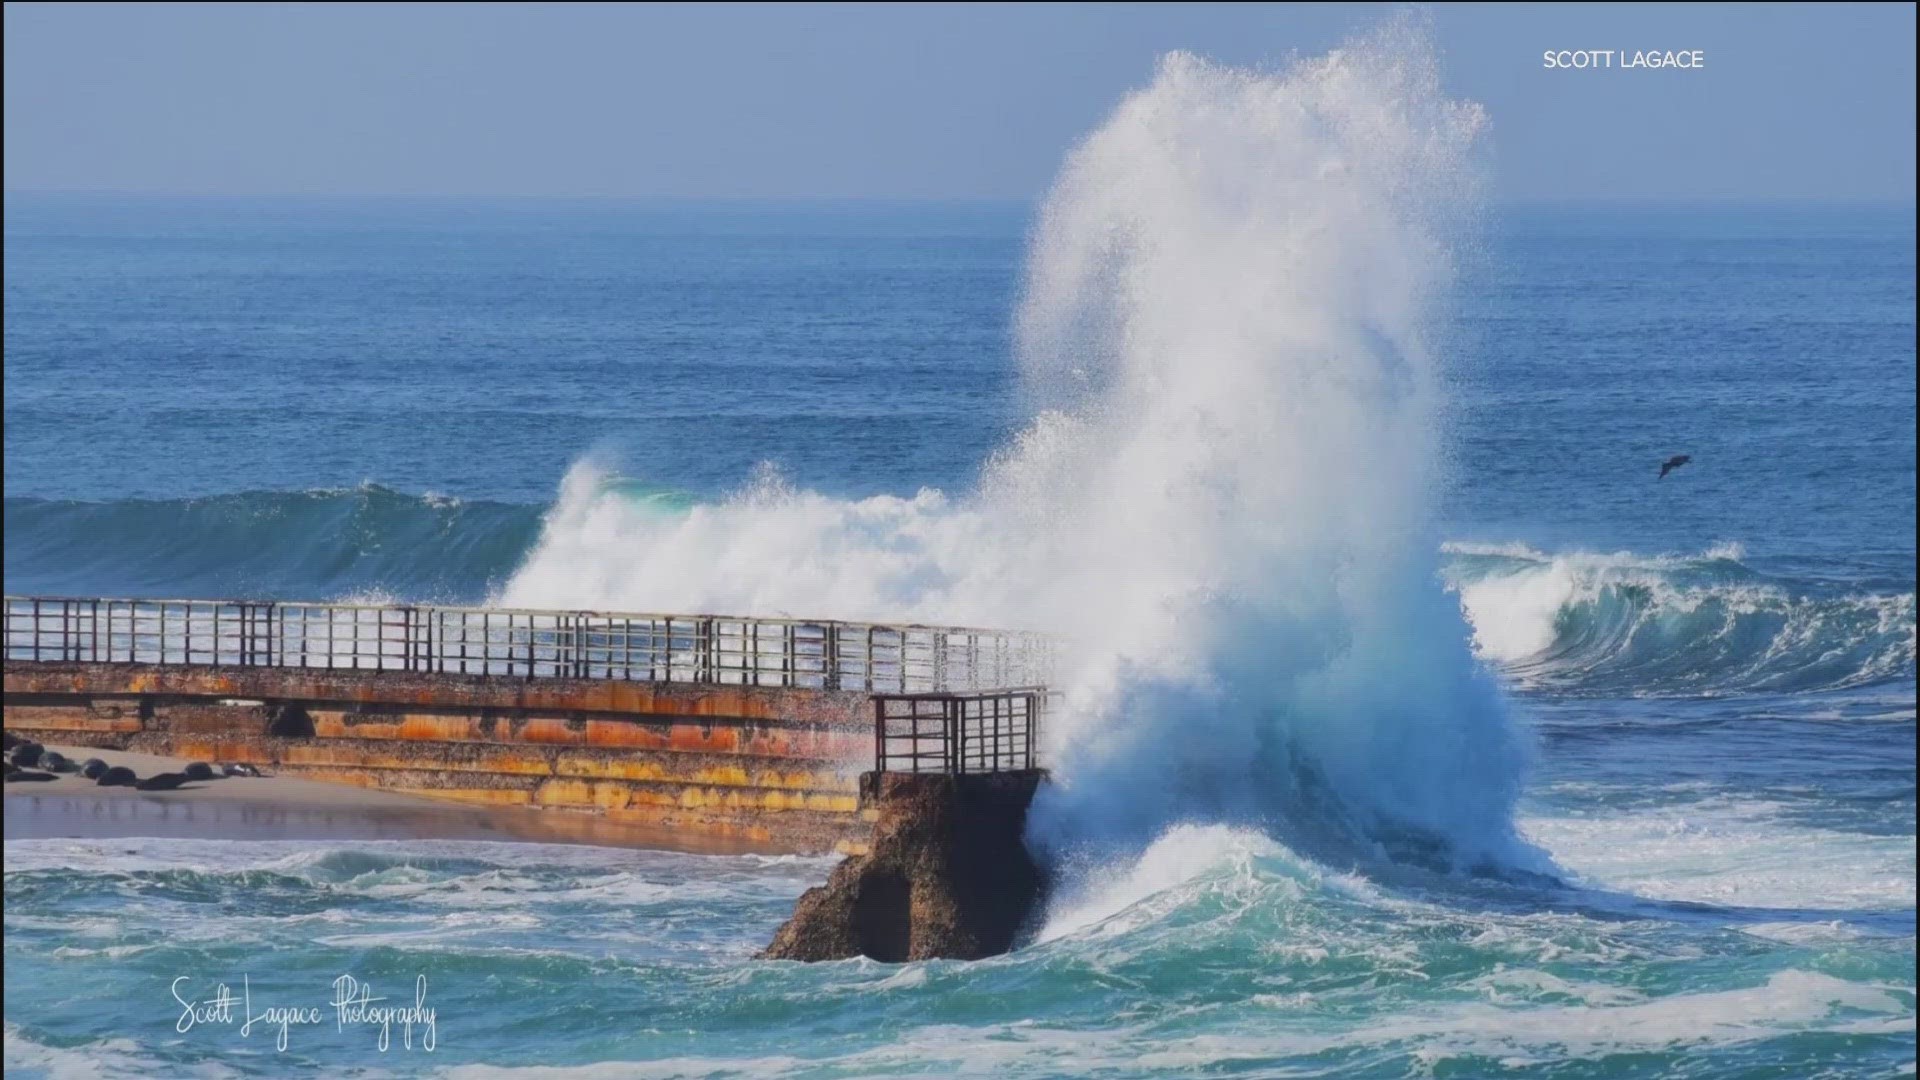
[3,662,880,853]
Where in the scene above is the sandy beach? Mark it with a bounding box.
[4,743,777,854]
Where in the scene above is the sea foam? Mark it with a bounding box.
[500,20,1543,876]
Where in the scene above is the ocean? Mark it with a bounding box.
[4,45,1916,1080]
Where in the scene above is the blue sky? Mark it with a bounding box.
[4,2,1913,200]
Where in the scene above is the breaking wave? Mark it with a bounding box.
[1445,543,1917,696]
[497,22,1548,878]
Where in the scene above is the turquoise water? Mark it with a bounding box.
[3,126,1915,1080]
[4,823,1912,1077]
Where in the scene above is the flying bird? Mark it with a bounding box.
[1658,454,1691,480]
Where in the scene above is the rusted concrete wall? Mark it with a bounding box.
[3,662,880,853]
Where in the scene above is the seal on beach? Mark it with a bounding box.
[222,763,263,777]
[41,752,78,773]
[80,758,109,780]
[96,766,138,788]
[183,762,218,781]
[10,742,46,768]
[134,772,192,791]
[2,731,20,751]
[5,769,58,783]
[1658,453,1691,479]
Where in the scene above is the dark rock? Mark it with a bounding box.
[135,772,192,791]
[96,766,138,788]
[266,703,314,738]
[10,743,45,768]
[6,769,57,783]
[761,770,1047,963]
[183,762,218,781]
[81,758,109,780]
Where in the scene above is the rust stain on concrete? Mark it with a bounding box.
[3,661,876,853]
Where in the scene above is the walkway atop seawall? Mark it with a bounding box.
[3,595,1051,693]
[3,596,1052,852]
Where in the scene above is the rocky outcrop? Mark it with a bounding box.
[761,770,1047,962]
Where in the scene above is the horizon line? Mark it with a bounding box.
[5,190,1916,207]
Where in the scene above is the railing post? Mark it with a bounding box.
[1028,692,1039,770]
[823,623,840,690]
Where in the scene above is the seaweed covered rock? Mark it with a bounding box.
[761,770,1046,963]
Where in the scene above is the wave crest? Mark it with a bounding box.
[1445,543,1917,695]
[3,485,547,602]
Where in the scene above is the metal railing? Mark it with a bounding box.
[2,596,1053,694]
[874,689,1046,774]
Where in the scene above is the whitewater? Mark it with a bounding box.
[4,18,1915,1080]
[496,30,1542,878]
